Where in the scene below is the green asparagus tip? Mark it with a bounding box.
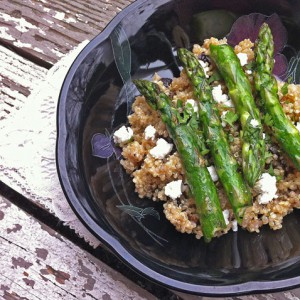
[133,79,159,110]
[178,48,189,61]
[258,23,273,51]
[259,23,271,37]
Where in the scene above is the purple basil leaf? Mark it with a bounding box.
[266,14,287,53]
[227,13,266,46]
[227,13,287,54]
[91,133,114,158]
[274,53,288,79]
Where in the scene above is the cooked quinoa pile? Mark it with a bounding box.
[116,37,300,240]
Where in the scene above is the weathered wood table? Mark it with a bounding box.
[1,1,300,299]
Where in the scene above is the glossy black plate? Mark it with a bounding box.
[56,0,300,295]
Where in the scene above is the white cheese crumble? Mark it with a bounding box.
[237,52,248,66]
[186,99,199,113]
[207,165,218,182]
[144,125,156,140]
[232,220,238,232]
[149,138,173,159]
[223,209,230,225]
[245,69,252,75]
[164,180,183,199]
[250,119,259,128]
[212,85,234,107]
[262,133,266,140]
[221,111,228,127]
[224,99,234,107]
[296,122,300,133]
[113,126,133,144]
[212,85,223,101]
[255,173,278,204]
[199,60,210,78]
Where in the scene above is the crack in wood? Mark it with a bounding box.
[0,182,181,300]
[1,236,93,298]
[85,292,98,300]
[0,39,52,69]
[0,235,27,252]
[39,273,78,299]
[0,273,42,300]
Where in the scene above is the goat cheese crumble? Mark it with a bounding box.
[144,125,156,140]
[165,180,183,199]
[199,60,210,78]
[255,173,278,204]
[113,126,133,144]
[212,85,234,107]
[296,122,300,133]
[237,52,248,66]
[149,138,173,159]
[250,119,259,128]
[221,111,228,127]
[207,165,218,182]
[186,99,199,112]
[224,99,234,107]
[222,209,230,225]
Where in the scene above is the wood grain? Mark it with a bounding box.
[0,45,47,120]
[0,194,155,300]
[0,0,134,65]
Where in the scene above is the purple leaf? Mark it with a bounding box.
[227,13,287,53]
[266,14,287,53]
[227,13,288,78]
[227,13,266,46]
[274,53,288,79]
[91,133,114,158]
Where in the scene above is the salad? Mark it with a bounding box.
[116,23,300,242]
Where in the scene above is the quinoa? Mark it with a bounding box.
[278,82,300,122]
[119,38,300,240]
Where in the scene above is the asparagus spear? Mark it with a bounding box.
[134,79,226,242]
[178,48,252,223]
[254,23,300,170]
[210,44,266,186]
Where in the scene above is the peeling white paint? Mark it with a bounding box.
[45,19,54,24]
[0,195,154,299]
[75,13,87,22]
[0,12,37,33]
[56,23,64,29]
[54,11,65,20]
[66,17,77,23]
[0,86,27,105]
[38,29,47,36]
[34,47,45,54]
[0,45,46,92]
[284,292,300,300]
[50,48,64,58]
[0,27,14,41]
[13,40,32,48]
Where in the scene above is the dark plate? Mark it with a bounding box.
[56,0,300,295]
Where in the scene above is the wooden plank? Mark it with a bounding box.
[0,45,47,120]
[0,0,134,65]
[0,194,155,300]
